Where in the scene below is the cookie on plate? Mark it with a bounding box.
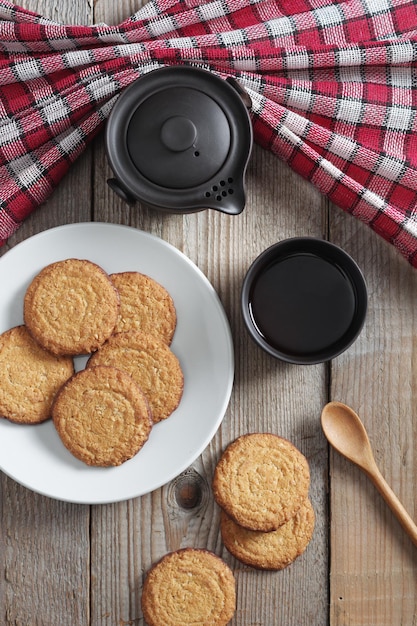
[24,258,120,356]
[87,330,183,423]
[141,548,236,626]
[52,365,152,466]
[212,433,310,531]
[0,325,74,424]
[220,499,315,570]
[110,272,176,344]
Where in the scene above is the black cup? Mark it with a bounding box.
[241,237,367,364]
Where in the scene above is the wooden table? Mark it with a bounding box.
[1,2,416,624]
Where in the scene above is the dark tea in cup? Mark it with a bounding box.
[241,238,367,364]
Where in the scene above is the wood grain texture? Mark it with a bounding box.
[0,3,93,626]
[0,1,415,625]
[329,208,417,626]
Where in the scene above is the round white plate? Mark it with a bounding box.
[0,223,234,504]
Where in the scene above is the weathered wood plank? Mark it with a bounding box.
[0,2,93,626]
[329,208,417,625]
[0,480,91,626]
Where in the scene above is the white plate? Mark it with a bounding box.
[0,223,234,504]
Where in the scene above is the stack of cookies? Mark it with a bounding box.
[212,433,315,570]
[0,258,184,467]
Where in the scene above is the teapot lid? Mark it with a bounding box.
[105,66,252,213]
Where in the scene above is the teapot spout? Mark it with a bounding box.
[213,180,246,215]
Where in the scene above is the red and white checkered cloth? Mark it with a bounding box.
[1,0,417,266]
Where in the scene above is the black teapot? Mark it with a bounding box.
[105,66,253,215]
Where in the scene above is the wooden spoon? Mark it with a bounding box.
[321,401,417,547]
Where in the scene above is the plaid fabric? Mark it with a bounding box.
[1,1,417,267]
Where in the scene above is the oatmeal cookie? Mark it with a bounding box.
[24,258,120,355]
[52,365,152,466]
[141,548,236,626]
[212,433,310,531]
[110,272,176,344]
[220,499,315,570]
[0,325,74,424]
[87,330,183,423]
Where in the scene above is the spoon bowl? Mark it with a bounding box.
[321,401,417,547]
[321,401,377,472]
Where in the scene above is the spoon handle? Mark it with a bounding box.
[365,464,417,547]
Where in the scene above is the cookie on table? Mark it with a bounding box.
[212,433,310,531]
[110,272,177,344]
[24,258,120,356]
[0,325,74,424]
[220,499,315,570]
[87,330,183,423]
[141,548,236,626]
[52,365,152,466]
